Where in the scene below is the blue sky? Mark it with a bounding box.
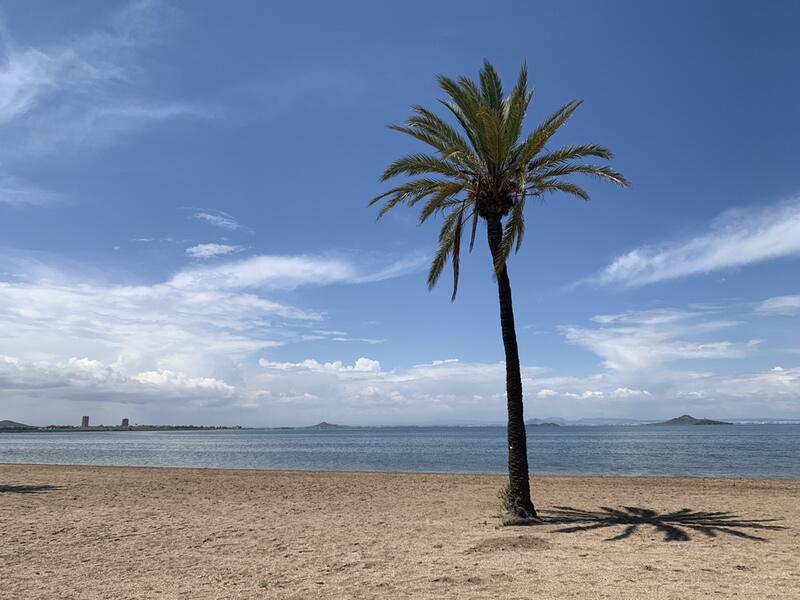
[1,0,799,426]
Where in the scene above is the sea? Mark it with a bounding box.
[1,425,799,479]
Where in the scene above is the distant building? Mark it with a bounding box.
[81,415,89,428]
[121,418,129,428]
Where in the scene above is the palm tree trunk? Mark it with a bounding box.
[486,213,537,519]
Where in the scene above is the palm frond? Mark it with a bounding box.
[369,178,451,218]
[535,180,591,201]
[535,164,629,187]
[381,153,461,180]
[427,205,463,290]
[497,197,526,271]
[479,59,504,109]
[406,105,474,158]
[450,204,465,301]
[468,208,479,252]
[503,63,532,154]
[437,74,487,160]
[517,99,583,166]
[418,183,465,223]
[387,124,451,155]
[528,144,612,170]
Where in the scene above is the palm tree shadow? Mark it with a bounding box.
[541,506,786,542]
[0,484,61,494]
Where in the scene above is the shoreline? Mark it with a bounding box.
[2,461,799,481]
[2,464,798,599]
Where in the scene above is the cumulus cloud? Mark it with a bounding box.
[258,357,381,374]
[3,248,797,423]
[252,350,800,423]
[611,387,652,398]
[0,354,235,401]
[186,243,241,259]
[757,295,800,316]
[132,370,236,395]
[592,197,800,287]
[536,387,650,400]
[526,305,800,420]
[0,247,425,422]
[250,357,528,423]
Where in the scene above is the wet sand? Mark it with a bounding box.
[1,464,798,599]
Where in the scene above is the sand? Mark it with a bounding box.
[1,464,798,599]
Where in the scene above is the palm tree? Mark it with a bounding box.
[369,61,628,519]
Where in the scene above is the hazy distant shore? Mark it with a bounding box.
[2,464,798,599]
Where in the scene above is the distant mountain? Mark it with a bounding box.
[525,419,560,427]
[305,421,347,429]
[654,415,731,426]
[540,417,568,425]
[0,420,36,430]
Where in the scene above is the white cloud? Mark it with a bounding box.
[186,243,241,259]
[250,357,531,423]
[757,295,800,316]
[329,337,385,345]
[3,250,797,423]
[535,387,649,400]
[610,387,651,398]
[593,197,800,287]
[0,252,323,410]
[0,248,423,422]
[258,357,381,374]
[0,0,201,160]
[303,329,385,344]
[192,210,243,231]
[0,175,57,206]
[133,370,236,395]
[710,367,800,417]
[170,253,423,291]
[563,309,756,372]
[20,103,206,155]
[523,306,800,420]
[0,354,235,401]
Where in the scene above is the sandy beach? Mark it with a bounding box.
[1,464,798,599]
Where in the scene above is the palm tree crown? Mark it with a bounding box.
[369,60,629,298]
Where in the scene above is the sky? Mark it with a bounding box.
[1,0,799,426]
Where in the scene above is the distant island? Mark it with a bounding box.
[653,415,732,426]
[269,421,351,431]
[525,419,560,427]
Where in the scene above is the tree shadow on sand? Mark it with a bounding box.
[0,484,60,494]
[541,506,786,542]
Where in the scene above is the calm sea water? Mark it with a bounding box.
[1,425,798,478]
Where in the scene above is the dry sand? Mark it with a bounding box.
[1,464,798,599]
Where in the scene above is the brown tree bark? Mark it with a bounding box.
[486,213,537,519]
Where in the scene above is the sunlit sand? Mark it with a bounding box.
[2,464,797,599]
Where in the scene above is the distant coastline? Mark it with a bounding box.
[0,423,244,433]
[3,417,800,433]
